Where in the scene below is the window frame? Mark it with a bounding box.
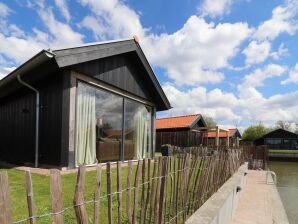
[75,79,155,165]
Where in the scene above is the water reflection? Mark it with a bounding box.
[269,161,298,224]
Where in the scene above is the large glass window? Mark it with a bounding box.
[94,86,123,163]
[76,81,153,165]
[124,99,152,160]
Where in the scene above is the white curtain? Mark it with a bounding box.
[75,87,97,166]
[133,108,151,159]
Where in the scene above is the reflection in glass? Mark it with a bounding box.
[95,87,123,162]
[125,99,152,160]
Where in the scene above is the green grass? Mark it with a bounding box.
[0,165,145,224]
[0,157,201,224]
[269,149,298,153]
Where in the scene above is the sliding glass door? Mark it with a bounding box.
[75,81,153,165]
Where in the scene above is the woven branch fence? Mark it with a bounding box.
[0,148,245,224]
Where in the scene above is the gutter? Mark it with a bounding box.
[17,75,40,167]
[11,50,55,168]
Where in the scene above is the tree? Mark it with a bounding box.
[275,120,292,131]
[242,124,270,141]
[203,116,217,127]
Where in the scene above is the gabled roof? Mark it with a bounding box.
[156,114,206,130]
[256,128,298,141]
[0,38,171,110]
[208,128,242,138]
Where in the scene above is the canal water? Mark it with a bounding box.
[268,161,298,224]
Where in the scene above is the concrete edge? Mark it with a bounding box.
[267,174,289,224]
[186,163,247,224]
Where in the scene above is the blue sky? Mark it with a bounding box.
[0,0,298,131]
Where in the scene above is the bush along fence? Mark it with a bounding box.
[0,148,245,224]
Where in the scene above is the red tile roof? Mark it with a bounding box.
[207,128,238,138]
[156,114,201,130]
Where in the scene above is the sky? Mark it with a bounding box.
[0,0,298,131]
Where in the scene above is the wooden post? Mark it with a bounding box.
[158,157,168,224]
[216,126,219,150]
[117,161,122,224]
[74,166,88,224]
[50,169,64,224]
[25,170,36,224]
[126,160,132,224]
[133,160,141,224]
[106,162,112,224]
[154,157,163,224]
[94,164,102,224]
[140,159,147,224]
[227,130,230,148]
[0,171,12,224]
[149,159,158,223]
[144,159,151,223]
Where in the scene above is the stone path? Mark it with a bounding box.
[231,170,289,224]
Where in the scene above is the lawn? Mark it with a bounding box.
[269,149,298,154]
[1,164,144,224]
[0,155,200,224]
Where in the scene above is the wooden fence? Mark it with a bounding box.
[0,149,244,224]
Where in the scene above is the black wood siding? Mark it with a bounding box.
[0,90,36,164]
[0,73,63,166]
[72,53,153,102]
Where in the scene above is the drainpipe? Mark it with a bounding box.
[17,75,40,168]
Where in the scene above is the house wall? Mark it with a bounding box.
[0,73,63,166]
[72,52,154,102]
[156,129,205,150]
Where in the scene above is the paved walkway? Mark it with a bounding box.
[231,170,289,224]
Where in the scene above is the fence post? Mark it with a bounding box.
[117,161,122,224]
[158,157,168,224]
[74,166,88,224]
[0,171,12,224]
[140,158,147,224]
[25,170,36,224]
[50,169,64,224]
[94,164,102,224]
[132,160,141,224]
[106,162,112,224]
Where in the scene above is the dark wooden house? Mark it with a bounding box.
[255,128,298,150]
[155,114,207,150]
[0,38,171,168]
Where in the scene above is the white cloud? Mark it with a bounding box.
[78,0,145,40]
[38,8,84,47]
[240,64,286,89]
[254,0,298,41]
[271,43,288,60]
[198,0,235,18]
[0,2,11,18]
[242,40,271,65]
[78,16,107,40]
[282,63,298,84]
[162,84,240,122]
[54,0,71,21]
[144,16,251,85]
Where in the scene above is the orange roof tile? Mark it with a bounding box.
[207,128,238,138]
[156,114,201,129]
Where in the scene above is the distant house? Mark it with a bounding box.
[155,114,207,150]
[0,38,171,168]
[255,128,298,150]
[207,128,242,148]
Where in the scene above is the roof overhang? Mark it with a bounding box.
[0,39,171,110]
